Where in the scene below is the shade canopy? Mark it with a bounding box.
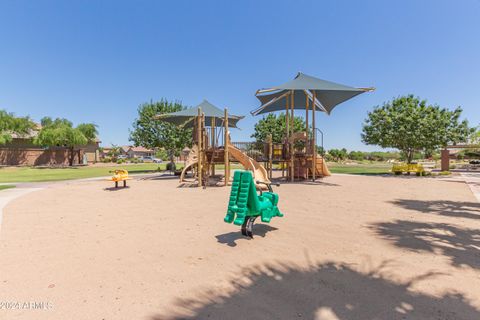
[156,100,244,128]
[252,72,374,116]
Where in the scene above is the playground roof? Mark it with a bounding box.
[155,100,244,128]
[251,72,374,115]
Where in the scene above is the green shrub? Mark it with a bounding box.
[166,162,176,171]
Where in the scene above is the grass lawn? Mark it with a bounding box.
[0,163,180,183]
[327,162,392,175]
[0,185,16,191]
[0,162,393,183]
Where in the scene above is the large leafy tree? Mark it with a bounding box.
[129,99,192,161]
[470,126,480,145]
[0,110,35,145]
[328,148,348,161]
[251,113,306,143]
[35,117,98,166]
[362,95,473,163]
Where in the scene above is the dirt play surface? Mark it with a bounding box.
[1,174,480,319]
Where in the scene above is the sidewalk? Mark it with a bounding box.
[0,172,171,231]
[0,187,43,233]
[460,172,480,202]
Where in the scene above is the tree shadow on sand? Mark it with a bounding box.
[390,199,480,220]
[370,220,480,269]
[215,224,278,247]
[151,261,480,320]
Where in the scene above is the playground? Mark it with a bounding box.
[1,73,480,319]
[2,0,480,317]
[1,173,480,319]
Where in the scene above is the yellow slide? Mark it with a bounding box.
[226,142,271,188]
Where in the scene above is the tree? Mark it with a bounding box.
[129,99,192,163]
[470,126,480,145]
[0,110,35,145]
[251,113,306,143]
[362,95,473,163]
[348,151,365,161]
[34,117,98,166]
[328,148,348,162]
[107,144,122,161]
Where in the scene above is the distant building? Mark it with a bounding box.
[126,146,154,158]
[99,145,154,160]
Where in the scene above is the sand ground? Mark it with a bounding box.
[0,174,479,319]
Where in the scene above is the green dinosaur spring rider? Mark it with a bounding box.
[224,170,283,238]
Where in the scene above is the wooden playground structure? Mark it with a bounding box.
[252,72,374,182]
[179,107,272,188]
[177,106,331,188]
[158,73,373,187]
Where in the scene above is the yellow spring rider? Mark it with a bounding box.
[107,169,131,188]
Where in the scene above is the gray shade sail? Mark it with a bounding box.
[155,99,244,128]
[252,73,374,115]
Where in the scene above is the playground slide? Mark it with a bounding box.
[180,145,198,182]
[179,142,270,188]
[226,142,271,187]
[317,156,331,177]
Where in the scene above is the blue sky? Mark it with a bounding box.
[1,0,479,151]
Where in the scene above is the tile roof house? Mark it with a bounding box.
[126,146,154,158]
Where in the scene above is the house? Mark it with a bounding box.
[0,126,101,166]
[99,146,129,160]
[99,145,154,160]
[126,146,154,158]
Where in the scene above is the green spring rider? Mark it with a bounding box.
[224,170,283,238]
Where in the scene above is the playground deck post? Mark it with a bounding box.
[312,91,316,181]
[211,116,215,176]
[290,90,295,182]
[224,108,230,186]
[197,107,203,187]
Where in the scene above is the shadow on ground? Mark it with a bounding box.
[371,220,480,269]
[140,173,179,181]
[215,224,278,247]
[151,261,480,320]
[279,180,340,187]
[391,199,480,220]
[103,186,131,191]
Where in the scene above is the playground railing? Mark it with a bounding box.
[204,127,225,147]
[230,141,268,162]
